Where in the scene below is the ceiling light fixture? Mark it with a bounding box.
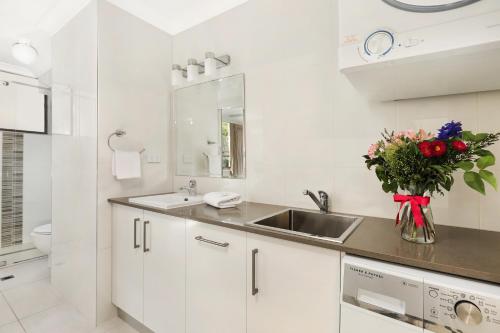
[11,39,38,65]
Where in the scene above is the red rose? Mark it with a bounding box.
[451,140,467,153]
[418,141,433,158]
[430,140,447,157]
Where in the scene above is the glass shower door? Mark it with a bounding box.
[0,130,52,266]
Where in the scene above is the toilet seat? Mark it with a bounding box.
[33,224,51,235]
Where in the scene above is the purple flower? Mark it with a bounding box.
[437,121,463,140]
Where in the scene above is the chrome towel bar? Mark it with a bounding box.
[107,129,145,153]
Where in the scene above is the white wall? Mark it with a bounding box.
[172,0,500,232]
[96,0,173,323]
[23,134,51,242]
[51,0,98,325]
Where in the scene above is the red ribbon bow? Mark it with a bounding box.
[393,194,430,228]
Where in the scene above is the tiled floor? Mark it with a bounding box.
[0,259,138,333]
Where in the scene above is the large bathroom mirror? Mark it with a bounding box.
[174,74,245,178]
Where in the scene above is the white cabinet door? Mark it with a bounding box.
[143,211,186,333]
[247,233,341,333]
[186,220,246,333]
[112,205,144,322]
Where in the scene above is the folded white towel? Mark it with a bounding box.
[112,150,142,180]
[203,192,242,209]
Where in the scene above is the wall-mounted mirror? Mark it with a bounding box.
[174,74,245,179]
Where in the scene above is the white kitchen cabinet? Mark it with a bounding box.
[113,204,343,333]
[143,211,186,333]
[112,205,186,333]
[112,205,144,321]
[186,220,246,333]
[246,233,341,333]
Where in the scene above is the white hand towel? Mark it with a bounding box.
[112,150,142,180]
[203,192,242,209]
[207,153,222,176]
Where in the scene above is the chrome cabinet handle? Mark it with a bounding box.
[194,236,229,248]
[252,249,259,295]
[133,218,140,249]
[143,221,150,253]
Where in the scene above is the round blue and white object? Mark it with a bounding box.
[364,30,395,57]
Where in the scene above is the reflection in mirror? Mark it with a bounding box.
[175,74,245,179]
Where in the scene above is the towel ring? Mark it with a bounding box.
[107,129,146,153]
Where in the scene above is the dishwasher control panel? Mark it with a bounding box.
[424,283,500,333]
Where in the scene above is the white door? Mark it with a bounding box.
[186,220,246,333]
[143,212,186,333]
[247,233,341,333]
[112,205,144,321]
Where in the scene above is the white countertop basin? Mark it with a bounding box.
[128,193,204,209]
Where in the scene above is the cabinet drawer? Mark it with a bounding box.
[186,220,246,333]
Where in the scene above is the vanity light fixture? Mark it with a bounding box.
[11,39,38,65]
[173,53,232,84]
[204,52,218,76]
[187,58,202,82]
[171,64,185,86]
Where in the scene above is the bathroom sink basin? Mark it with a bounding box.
[248,209,363,243]
[128,193,204,209]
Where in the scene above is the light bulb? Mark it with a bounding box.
[204,52,217,76]
[187,59,200,82]
[171,64,184,86]
[11,39,38,65]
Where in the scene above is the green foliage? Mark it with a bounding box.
[477,155,495,169]
[479,170,498,190]
[464,171,485,195]
[456,161,474,171]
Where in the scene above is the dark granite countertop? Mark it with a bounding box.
[109,196,500,285]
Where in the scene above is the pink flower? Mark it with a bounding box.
[405,129,417,140]
[393,131,404,140]
[417,129,434,141]
[368,143,379,158]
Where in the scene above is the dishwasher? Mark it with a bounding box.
[341,255,500,333]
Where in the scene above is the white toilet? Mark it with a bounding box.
[30,224,52,255]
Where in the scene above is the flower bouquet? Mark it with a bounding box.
[364,121,500,244]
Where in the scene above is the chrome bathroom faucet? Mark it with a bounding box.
[180,180,197,196]
[303,190,329,213]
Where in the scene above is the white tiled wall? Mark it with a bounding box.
[96,0,173,324]
[172,0,500,232]
[51,0,98,325]
[51,0,174,326]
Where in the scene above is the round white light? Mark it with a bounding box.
[11,40,38,65]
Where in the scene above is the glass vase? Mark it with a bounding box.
[399,201,436,244]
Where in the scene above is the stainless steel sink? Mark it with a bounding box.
[248,209,363,243]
